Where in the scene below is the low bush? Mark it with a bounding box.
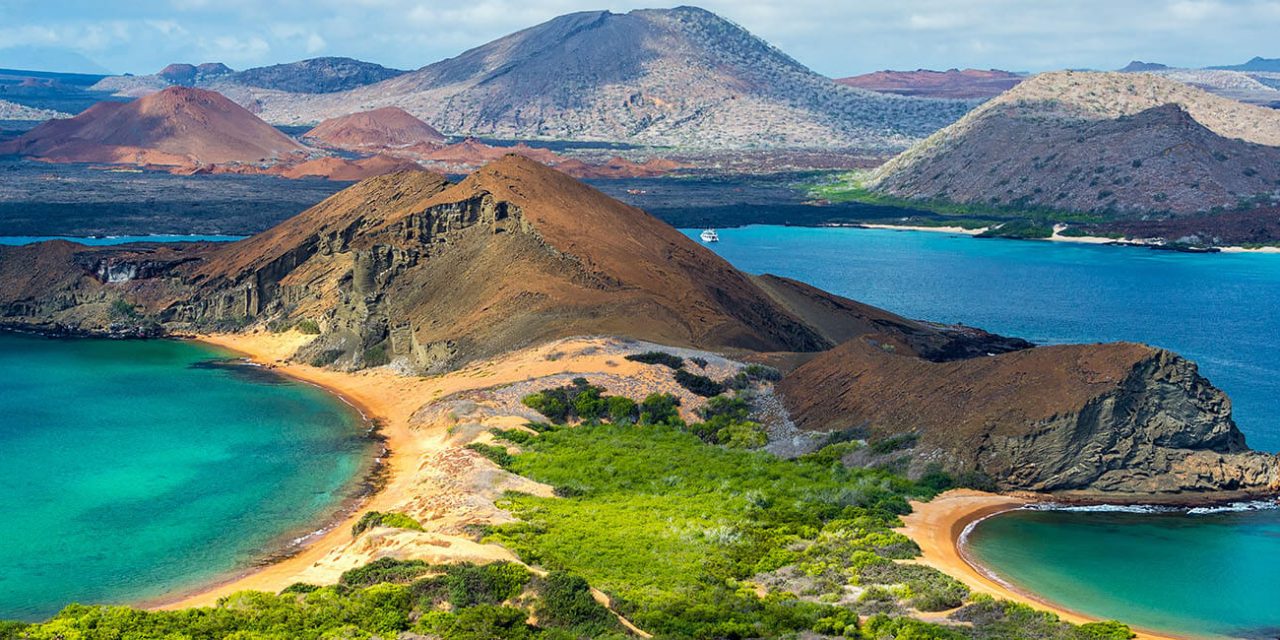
[625,351,685,369]
[466,443,515,468]
[340,558,432,588]
[674,368,725,397]
[295,318,321,334]
[364,343,391,367]
[869,433,919,455]
[309,349,344,367]
[352,511,424,536]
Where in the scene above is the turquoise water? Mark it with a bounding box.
[682,225,1280,452]
[683,225,1280,638]
[0,332,372,621]
[966,508,1280,639]
[0,235,245,245]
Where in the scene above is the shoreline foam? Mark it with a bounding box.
[900,490,1188,640]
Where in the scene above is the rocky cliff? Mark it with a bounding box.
[779,337,1280,495]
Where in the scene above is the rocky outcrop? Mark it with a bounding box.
[779,337,1280,495]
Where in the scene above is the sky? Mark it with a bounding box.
[0,0,1277,77]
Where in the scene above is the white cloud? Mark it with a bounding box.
[8,1,1280,76]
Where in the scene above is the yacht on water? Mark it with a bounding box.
[700,229,719,243]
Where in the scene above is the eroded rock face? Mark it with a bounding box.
[780,339,1280,495]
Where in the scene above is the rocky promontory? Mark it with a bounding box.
[779,337,1280,496]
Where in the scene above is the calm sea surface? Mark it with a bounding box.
[0,333,371,620]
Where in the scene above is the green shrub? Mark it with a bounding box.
[418,604,537,640]
[443,562,532,608]
[279,582,320,595]
[108,298,140,321]
[606,396,638,424]
[637,393,682,425]
[522,379,610,424]
[625,351,685,369]
[863,614,968,639]
[1077,620,1137,639]
[869,433,919,455]
[674,369,726,397]
[535,572,616,633]
[309,349,344,367]
[339,558,432,588]
[466,443,515,468]
[352,511,424,536]
[364,343,391,367]
[295,318,321,334]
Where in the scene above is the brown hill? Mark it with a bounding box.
[779,336,1280,496]
[0,156,1020,371]
[0,87,307,166]
[303,107,446,151]
[867,71,1280,217]
[836,69,1023,100]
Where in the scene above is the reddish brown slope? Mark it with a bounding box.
[303,106,446,151]
[0,87,306,165]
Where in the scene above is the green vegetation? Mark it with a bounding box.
[295,318,321,334]
[673,368,726,397]
[485,416,1130,639]
[309,348,344,367]
[351,510,425,536]
[466,442,516,468]
[2,559,624,640]
[107,298,139,321]
[806,171,1105,232]
[624,351,685,369]
[363,343,391,367]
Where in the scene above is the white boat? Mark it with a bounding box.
[700,229,719,243]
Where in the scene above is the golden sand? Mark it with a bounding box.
[900,490,1185,640]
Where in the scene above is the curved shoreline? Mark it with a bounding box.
[899,490,1190,640]
[150,332,423,609]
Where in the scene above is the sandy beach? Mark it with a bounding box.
[855,223,987,235]
[901,490,1186,640]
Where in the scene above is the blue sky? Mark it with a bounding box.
[0,0,1277,76]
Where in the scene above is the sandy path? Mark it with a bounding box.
[900,490,1187,640]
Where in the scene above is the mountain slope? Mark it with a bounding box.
[0,86,306,165]
[867,71,1280,215]
[226,7,970,149]
[836,69,1023,100]
[303,107,446,151]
